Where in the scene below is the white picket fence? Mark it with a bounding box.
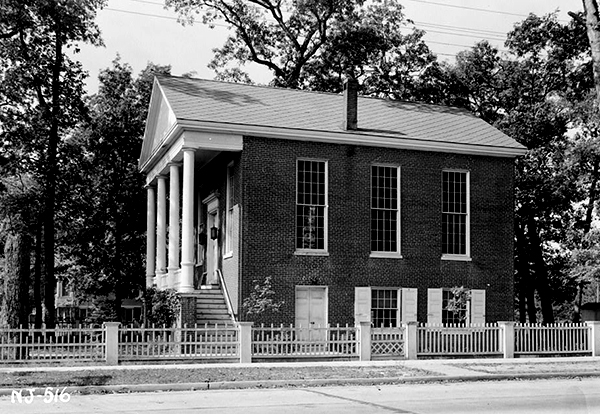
[1,321,599,364]
[0,326,105,361]
[119,324,239,360]
[252,324,357,358]
[371,327,404,358]
[418,323,502,356]
[514,323,590,355]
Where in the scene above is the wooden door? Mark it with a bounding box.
[295,286,328,341]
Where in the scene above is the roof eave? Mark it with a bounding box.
[176,119,528,158]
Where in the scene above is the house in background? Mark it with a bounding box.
[139,75,526,328]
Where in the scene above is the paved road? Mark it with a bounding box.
[2,378,600,413]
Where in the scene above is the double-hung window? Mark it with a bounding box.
[371,165,400,256]
[296,159,327,252]
[442,170,470,258]
[371,289,398,327]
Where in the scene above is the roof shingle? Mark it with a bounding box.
[156,75,524,150]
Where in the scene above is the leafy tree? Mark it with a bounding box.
[166,0,440,97]
[144,287,180,327]
[440,13,592,323]
[243,276,284,319]
[0,0,106,328]
[61,60,170,322]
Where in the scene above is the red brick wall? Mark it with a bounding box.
[239,136,515,325]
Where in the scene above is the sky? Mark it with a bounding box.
[77,0,586,94]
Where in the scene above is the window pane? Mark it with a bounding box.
[371,289,398,327]
[296,159,326,250]
[371,166,399,252]
[442,171,468,255]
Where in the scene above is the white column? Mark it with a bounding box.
[145,185,156,288]
[180,149,195,293]
[156,175,168,289]
[168,163,181,289]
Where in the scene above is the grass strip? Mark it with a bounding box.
[0,365,433,388]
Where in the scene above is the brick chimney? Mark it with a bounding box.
[343,78,358,130]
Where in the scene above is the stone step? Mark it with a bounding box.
[196,298,225,308]
[196,303,227,310]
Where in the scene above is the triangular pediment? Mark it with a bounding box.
[139,78,177,170]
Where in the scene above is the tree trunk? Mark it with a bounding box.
[514,220,529,323]
[573,156,600,321]
[527,216,555,324]
[2,232,30,328]
[42,20,63,329]
[583,0,600,103]
[34,219,43,328]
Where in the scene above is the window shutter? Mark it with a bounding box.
[354,287,371,325]
[470,289,486,325]
[427,288,443,325]
[401,288,418,322]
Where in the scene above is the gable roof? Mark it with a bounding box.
[140,76,526,170]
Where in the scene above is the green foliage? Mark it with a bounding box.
[0,0,107,328]
[242,276,284,318]
[445,286,470,324]
[62,60,171,303]
[166,0,439,97]
[144,288,181,327]
[86,296,120,325]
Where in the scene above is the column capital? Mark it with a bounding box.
[144,183,155,190]
[168,161,183,167]
[157,174,169,180]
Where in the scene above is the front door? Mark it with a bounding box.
[204,195,219,286]
[295,286,328,341]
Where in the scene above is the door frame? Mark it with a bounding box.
[203,193,219,285]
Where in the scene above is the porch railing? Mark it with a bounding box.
[216,269,236,322]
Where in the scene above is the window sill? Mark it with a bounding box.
[224,252,234,260]
[441,255,472,262]
[370,252,403,259]
[294,250,329,257]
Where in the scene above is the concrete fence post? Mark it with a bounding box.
[237,322,254,363]
[498,321,515,359]
[585,321,600,356]
[358,321,371,361]
[104,322,121,365]
[403,322,418,360]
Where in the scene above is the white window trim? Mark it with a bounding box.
[224,162,234,258]
[295,158,328,254]
[371,287,401,328]
[370,164,401,256]
[441,169,471,260]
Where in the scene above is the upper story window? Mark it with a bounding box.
[442,170,470,258]
[225,162,235,255]
[371,165,400,255]
[296,159,328,252]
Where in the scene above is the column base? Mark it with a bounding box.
[155,271,167,289]
[179,262,195,293]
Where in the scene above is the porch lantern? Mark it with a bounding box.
[210,226,219,240]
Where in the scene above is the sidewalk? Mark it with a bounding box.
[1,356,600,395]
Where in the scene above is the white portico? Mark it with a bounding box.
[140,76,243,293]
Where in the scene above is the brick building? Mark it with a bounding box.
[139,75,526,327]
